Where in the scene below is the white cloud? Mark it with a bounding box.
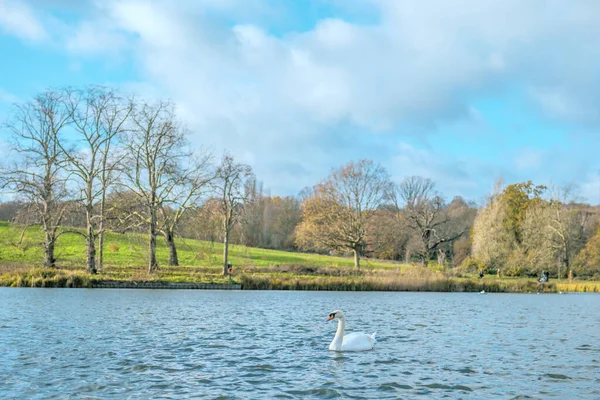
[388,142,495,203]
[95,0,600,126]
[66,20,127,55]
[529,86,600,126]
[39,0,600,197]
[0,0,48,42]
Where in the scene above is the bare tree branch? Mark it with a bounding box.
[0,90,71,268]
[214,152,253,275]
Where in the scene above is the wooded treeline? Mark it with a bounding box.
[2,87,600,279]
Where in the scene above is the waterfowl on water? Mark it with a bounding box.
[326,310,376,352]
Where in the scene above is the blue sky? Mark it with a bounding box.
[1,0,600,205]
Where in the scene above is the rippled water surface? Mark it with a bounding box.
[1,289,599,399]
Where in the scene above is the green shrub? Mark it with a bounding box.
[504,265,524,277]
[458,257,485,274]
[428,262,446,273]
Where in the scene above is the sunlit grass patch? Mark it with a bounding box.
[556,281,600,293]
[0,221,409,287]
[2,221,599,291]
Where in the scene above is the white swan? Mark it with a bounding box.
[326,310,376,352]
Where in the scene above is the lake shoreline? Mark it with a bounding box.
[91,281,242,290]
[2,266,600,292]
[3,222,599,293]
[3,275,598,293]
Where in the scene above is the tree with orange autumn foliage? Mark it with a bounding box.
[295,160,391,269]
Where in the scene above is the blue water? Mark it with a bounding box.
[0,289,599,399]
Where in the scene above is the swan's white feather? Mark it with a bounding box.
[327,310,376,352]
[341,331,376,351]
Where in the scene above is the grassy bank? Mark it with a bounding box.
[1,221,599,292]
[555,281,600,293]
[4,266,594,293]
[0,221,407,288]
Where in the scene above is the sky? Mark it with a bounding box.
[1,0,600,205]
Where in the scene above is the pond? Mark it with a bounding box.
[0,289,599,399]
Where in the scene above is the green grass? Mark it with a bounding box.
[1,221,599,292]
[0,221,407,287]
[0,221,403,270]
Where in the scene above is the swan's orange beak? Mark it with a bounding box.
[326,315,334,322]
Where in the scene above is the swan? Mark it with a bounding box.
[326,310,376,352]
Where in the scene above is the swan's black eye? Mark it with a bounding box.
[329,313,336,318]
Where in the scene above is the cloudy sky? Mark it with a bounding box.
[1,0,600,205]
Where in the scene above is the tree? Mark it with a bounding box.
[443,197,478,265]
[367,206,409,260]
[232,190,303,250]
[177,198,221,243]
[0,91,71,268]
[214,153,253,275]
[0,201,23,221]
[544,187,591,278]
[157,151,213,266]
[263,196,302,249]
[121,100,191,273]
[520,200,556,275]
[574,226,600,279]
[296,159,391,269]
[392,176,466,264]
[452,234,471,267]
[499,181,547,245]
[239,177,266,247]
[60,86,132,274]
[472,180,548,276]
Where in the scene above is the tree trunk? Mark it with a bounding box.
[404,248,411,264]
[86,224,97,274]
[562,245,570,279]
[437,249,446,265]
[44,234,56,268]
[98,230,104,272]
[98,191,106,271]
[353,247,360,270]
[223,229,230,275]
[166,229,179,266]
[148,208,159,273]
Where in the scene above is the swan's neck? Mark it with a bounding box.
[330,318,346,351]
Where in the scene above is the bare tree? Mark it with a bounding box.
[214,153,253,275]
[367,206,409,260]
[157,152,214,266]
[180,197,222,243]
[96,92,134,271]
[240,178,266,247]
[545,186,592,278]
[296,159,391,269]
[120,100,189,273]
[0,91,71,268]
[443,196,478,264]
[392,176,466,264]
[263,195,302,249]
[60,86,132,274]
